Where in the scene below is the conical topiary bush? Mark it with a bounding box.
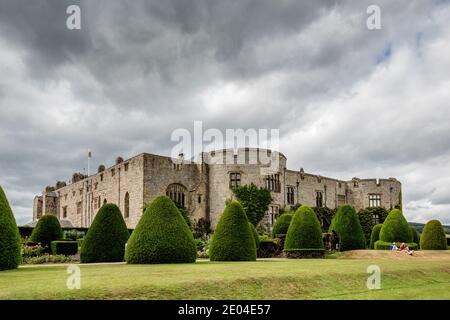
[80,204,130,263]
[272,213,293,237]
[284,205,324,258]
[125,196,197,264]
[209,201,256,261]
[329,205,366,251]
[379,209,412,243]
[369,224,383,249]
[420,220,447,250]
[0,186,21,271]
[410,226,420,248]
[30,214,63,251]
[248,222,260,249]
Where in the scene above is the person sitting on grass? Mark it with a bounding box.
[398,242,414,256]
[390,242,398,251]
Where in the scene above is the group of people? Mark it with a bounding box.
[390,242,414,255]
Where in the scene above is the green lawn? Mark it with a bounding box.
[1,251,450,300]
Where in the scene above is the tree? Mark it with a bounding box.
[410,226,420,248]
[358,207,389,245]
[272,213,293,237]
[379,209,412,243]
[80,204,130,263]
[248,222,260,249]
[420,220,447,250]
[284,205,324,250]
[232,183,272,226]
[329,205,366,251]
[0,186,21,271]
[209,201,256,261]
[126,196,196,264]
[30,214,63,251]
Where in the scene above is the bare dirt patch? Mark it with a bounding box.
[335,250,450,261]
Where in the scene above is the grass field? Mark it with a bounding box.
[1,250,449,300]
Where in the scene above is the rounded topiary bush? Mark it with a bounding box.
[284,205,324,251]
[420,220,447,250]
[410,226,420,248]
[379,209,412,243]
[369,224,383,249]
[209,201,256,261]
[0,186,21,271]
[249,222,260,249]
[80,204,130,263]
[125,196,197,264]
[329,205,366,251]
[30,214,63,250]
[272,213,293,237]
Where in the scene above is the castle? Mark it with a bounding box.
[32,148,402,230]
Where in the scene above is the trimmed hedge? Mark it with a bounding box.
[51,241,78,256]
[249,222,260,249]
[18,226,134,239]
[272,213,293,237]
[329,205,366,251]
[29,214,63,251]
[210,201,256,261]
[379,209,412,243]
[374,241,418,251]
[369,224,383,249]
[420,220,448,250]
[284,205,324,251]
[126,196,197,264]
[0,186,21,271]
[81,204,130,263]
[410,227,420,249]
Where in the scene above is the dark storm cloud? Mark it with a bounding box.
[0,0,449,225]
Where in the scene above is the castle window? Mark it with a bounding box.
[76,202,82,215]
[103,199,107,205]
[64,194,68,201]
[338,195,346,206]
[198,195,202,204]
[124,192,130,218]
[111,169,115,177]
[369,194,381,207]
[373,213,381,225]
[72,191,75,197]
[124,163,129,172]
[62,206,67,218]
[98,197,101,208]
[316,191,323,208]
[166,183,187,208]
[270,206,279,225]
[100,174,104,182]
[287,186,295,205]
[265,174,281,192]
[229,173,241,188]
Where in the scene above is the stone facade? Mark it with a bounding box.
[32,149,402,230]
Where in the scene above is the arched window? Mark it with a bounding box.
[124,192,130,218]
[166,183,187,208]
[103,198,107,205]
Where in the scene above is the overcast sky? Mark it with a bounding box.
[1,0,449,226]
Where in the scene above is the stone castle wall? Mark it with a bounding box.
[32,148,402,231]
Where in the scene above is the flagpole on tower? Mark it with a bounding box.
[88,149,92,176]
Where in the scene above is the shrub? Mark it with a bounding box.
[51,241,79,256]
[0,186,21,271]
[329,205,366,251]
[80,204,130,263]
[410,227,420,248]
[272,213,293,237]
[249,222,260,249]
[313,207,336,232]
[369,224,383,249]
[420,220,448,250]
[374,241,418,251]
[284,205,324,251]
[209,201,256,261]
[22,254,78,265]
[21,243,45,258]
[63,229,85,240]
[30,214,63,251]
[126,196,197,264]
[358,207,389,244]
[379,209,412,243]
